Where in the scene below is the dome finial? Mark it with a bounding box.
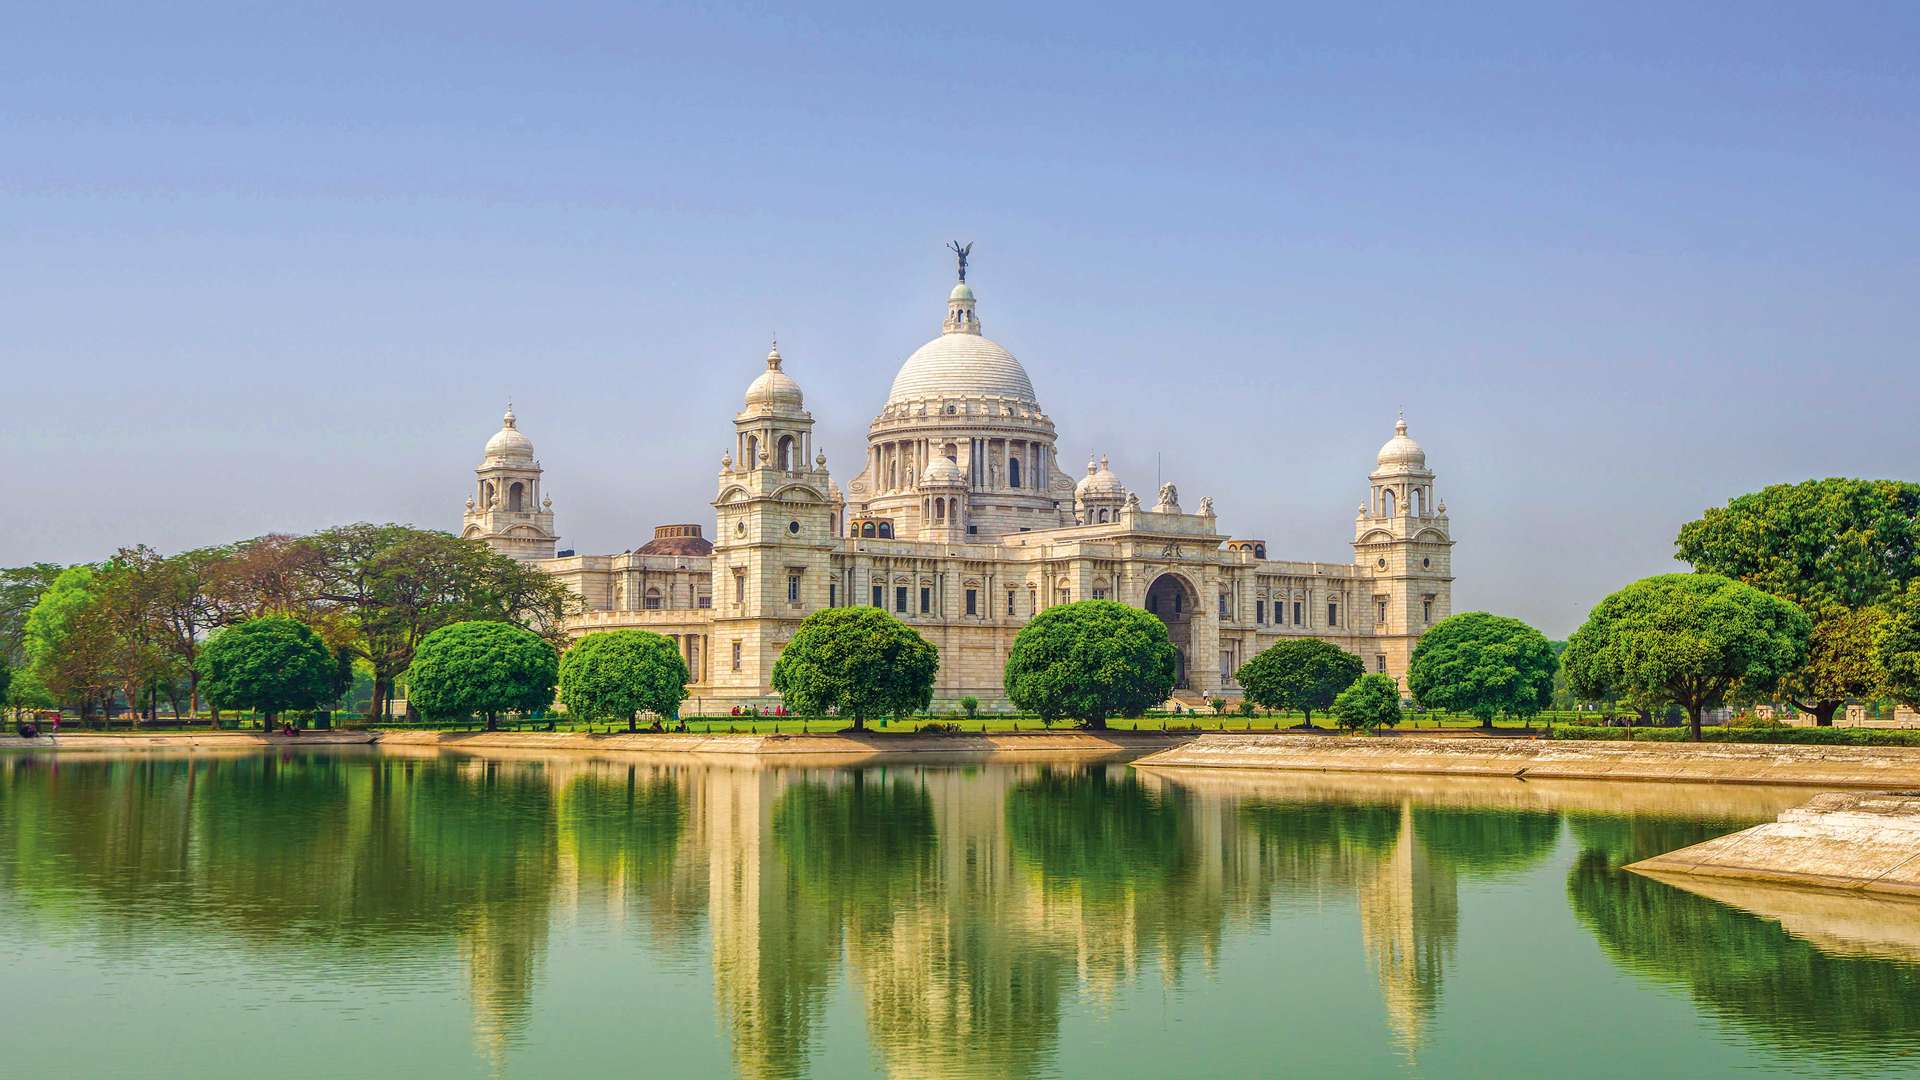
[767,335,783,370]
[947,240,972,283]
[1395,408,1407,436]
[503,400,517,429]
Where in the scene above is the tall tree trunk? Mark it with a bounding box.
[370,675,390,722]
[1801,700,1840,727]
[1689,704,1704,742]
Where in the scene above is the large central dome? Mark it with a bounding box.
[884,282,1039,408]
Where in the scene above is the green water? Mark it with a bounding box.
[3,751,1917,1079]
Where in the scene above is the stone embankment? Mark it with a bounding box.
[1629,791,1920,900]
[1131,733,1920,789]
[373,728,1184,762]
[0,731,377,753]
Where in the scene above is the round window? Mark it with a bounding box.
[735,521,746,536]
[788,520,801,534]
[1376,557,1387,569]
[1422,557,1431,569]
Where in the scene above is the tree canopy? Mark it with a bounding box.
[770,607,938,728]
[196,616,337,720]
[1003,600,1175,728]
[1331,673,1402,732]
[299,523,576,720]
[1235,639,1363,726]
[404,620,558,728]
[1881,582,1920,709]
[23,565,118,718]
[1676,479,1920,723]
[1562,573,1810,739]
[1407,612,1558,726]
[557,629,689,730]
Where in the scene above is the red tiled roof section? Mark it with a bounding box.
[636,524,712,556]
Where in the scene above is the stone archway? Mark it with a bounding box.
[1144,572,1198,689]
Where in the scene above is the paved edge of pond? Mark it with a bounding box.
[1628,791,1920,900]
[370,729,1195,758]
[1129,733,1920,789]
[0,732,379,753]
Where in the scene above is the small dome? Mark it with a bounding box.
[484,405,535,462]
[745,339,805,409]
[922,456,967,486]
[636,524,713,556]
[949,281,975,302]
[1076,454,1126,499]
[1376,415,1426,468]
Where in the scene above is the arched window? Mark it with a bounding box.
[644,588,663,610]
[481,480,495,507]
[878,522,893,539]
[746,435,760,466]
[935,499,945,521]
[1008,457,1022,489]
[861,522,877,538]
[1382,489,1396,517]
[508,482,525,511]
[943,442,958,461]
[776,435,794,471]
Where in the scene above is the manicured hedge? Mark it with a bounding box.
[1548,725,1920,747]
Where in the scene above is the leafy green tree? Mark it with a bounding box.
[557,630,689,731]
[1564,574,1810,740]
[1677,479,1920,725]
[197,616,337,723]
[1881,581,1920,709]
[1234,638,1363,728]
[1003,600,1175,729]
[4,666,55,719]
[771,607,938,729]
[405,620,558,729]
[1408,612,1558,728]
[1331,673,1402,733]
[1,563,64,669]
[23,565,119,721]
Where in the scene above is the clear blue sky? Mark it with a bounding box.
[5,2,1916,635]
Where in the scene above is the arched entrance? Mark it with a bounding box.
[1144,573,1197,689]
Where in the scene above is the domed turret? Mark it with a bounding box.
[484,405,536,463]
[1075,454,1128,523]
[463,403,556,562]
[1376,414,1426,468]
[744,339,805,411]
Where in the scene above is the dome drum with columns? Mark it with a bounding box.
[464,248,1455,706]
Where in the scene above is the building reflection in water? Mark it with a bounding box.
[6,753,1917,1078]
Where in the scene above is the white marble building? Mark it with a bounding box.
[462,259,1454,708]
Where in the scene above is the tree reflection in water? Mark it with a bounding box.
[5,753,1919,1078]
[1567,815,1920,1063]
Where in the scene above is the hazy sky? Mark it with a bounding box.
[5,3,1917,635]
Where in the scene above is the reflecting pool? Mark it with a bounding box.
[3,750,1918,1078]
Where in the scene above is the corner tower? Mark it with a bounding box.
[462,404,557,561]
[1352,415,1453,687]
[710,341,838,696]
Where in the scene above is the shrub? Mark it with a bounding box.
[197,617,336,722]
[771,607,939,729]
[557,630,688,731]
[959,695,980,719]
[1332,674,1403,733]
[1237,640,1364,727]
[1004,600,1176,730]
[406,620,558,729]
